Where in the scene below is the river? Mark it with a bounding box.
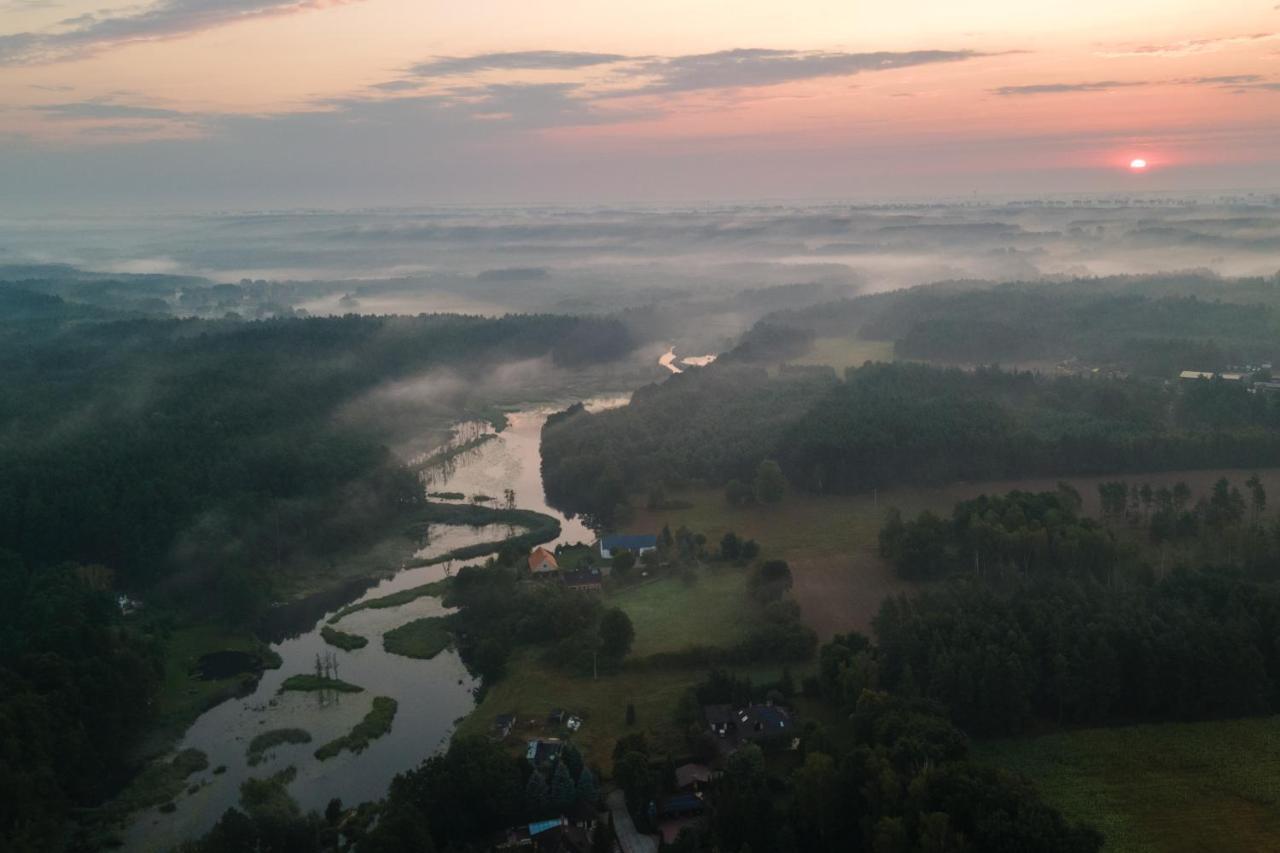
[123,397,626,851]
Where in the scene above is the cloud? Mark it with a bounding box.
[0,0,361,65]
[34,100,187,120]
[370,79,420,92]
[1183,74,1266,86]
[409,50,631,77]
[1099,32,1278,58]
[992,80,1147,96]
[620,48,988,95]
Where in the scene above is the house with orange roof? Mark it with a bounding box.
[528,546,559,576]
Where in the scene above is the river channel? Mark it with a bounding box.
[123,397,626,851]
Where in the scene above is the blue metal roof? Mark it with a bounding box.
[528,819,562,836]
[601,534,657,550]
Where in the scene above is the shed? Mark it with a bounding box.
[599,534,658,559]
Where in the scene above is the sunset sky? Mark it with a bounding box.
[2,0,1278,210]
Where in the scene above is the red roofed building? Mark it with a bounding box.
[528,546,559,575]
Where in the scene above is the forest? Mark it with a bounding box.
[542,356,1280,520]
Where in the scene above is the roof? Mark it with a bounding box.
[528,547,559,570]
[529,819,565,837]
[658,793,705,816]
[601,534,657,551]
[563,568,603,587]
[526,739,563,765]
[675,763,712,789]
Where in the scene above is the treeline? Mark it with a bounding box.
[0,553,162,850]
[879,487,1118,581]
[872,571,1280,736]
[542,359,1280,519]
[766,272,1280,376]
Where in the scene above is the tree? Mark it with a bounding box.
[1247,474,1267,522]
[611,548,636,574]
[550,761,576,813]
[720,531,742,561]
[525,769,549,818]
[576,766,599,806]
[754,460,786,504]
[599,608,635,660]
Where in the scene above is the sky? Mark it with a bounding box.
[1,0,1279,211]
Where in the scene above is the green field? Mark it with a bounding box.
[978,716,1280,853]
[611,567,750,657]
[789,335,895,371]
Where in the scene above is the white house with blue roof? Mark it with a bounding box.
[599,533,658,560]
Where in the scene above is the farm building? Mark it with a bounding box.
[599,533,657,559]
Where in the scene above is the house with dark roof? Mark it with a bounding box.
[529,546,560,575]
[562,567,603,592]
[704,703,793,751]
[493,713,516,739]
[526,738,563,767]
[599,534,657,559]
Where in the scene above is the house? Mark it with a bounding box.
[1179,370,1245,382]
[562,567,603,593]
[599,534,658,559]
[674,763,713,791]
[493,713,516,739]
[529,547,560,575]
[704,703,793,750]
[526,738,563,767]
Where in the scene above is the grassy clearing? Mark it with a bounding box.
[278,674,364,693]
[629,467,1280,639]
[315,697,399,760]
[382,616,453,660]
[328,578,453,624]
[790,335,895,371]
[456,650,796,773]
[611,567,750,657]
[319,625,369,650]
[246,729,312,766]
[977,716,1280,853]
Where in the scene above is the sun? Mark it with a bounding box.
[1129,158,1148,171]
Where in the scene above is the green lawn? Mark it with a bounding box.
[456,649,796,774]
[611,567,750,657]
[977,716,1280,853]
